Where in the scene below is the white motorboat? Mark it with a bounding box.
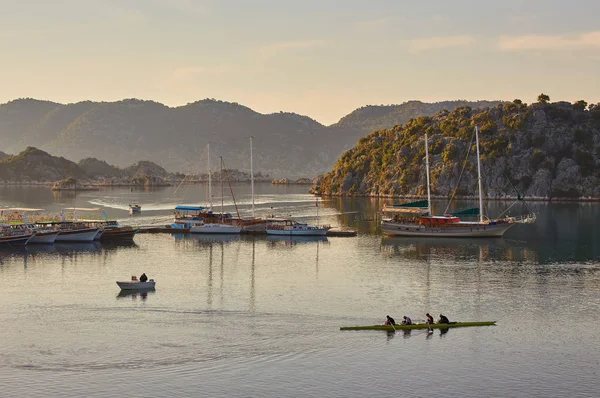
[116,279,156,290]
[266,218,330,236]
[129,204,141,216]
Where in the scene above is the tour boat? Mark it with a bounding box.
[27,229,59,244]
[100,225,138,240]
[1,208,60,244]
[0,225,34,246]
[381,128,536,237]
[340,321,496,331]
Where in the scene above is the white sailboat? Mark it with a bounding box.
[381,127,536,237]
[190,155,241,234]
[238,136,268,233]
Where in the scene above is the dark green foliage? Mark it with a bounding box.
[574,129,593,147]
[573,100,588,112]
[574,150,595,176]
[538,93,550,104]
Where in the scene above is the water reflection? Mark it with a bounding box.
[0,241,139,268]
[381,237,537,264]
[265,235,328,248]
[188,234,241,245]
[116,288,155,300]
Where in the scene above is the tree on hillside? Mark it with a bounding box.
[573,100,588,112]
[537,93,550,104]
[513,99,523,104]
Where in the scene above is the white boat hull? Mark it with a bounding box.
[28,230,59,244]
[266,228,330,236]
[190,224,242,234]
[116,280,156,290]
[381,221,515,237]
[55,227,100,242]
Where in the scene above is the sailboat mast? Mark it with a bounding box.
[220,156,224,222]
[250,136,255,218]
[475,126,484,223]
[208,144,213,212]
[425,134,432,216]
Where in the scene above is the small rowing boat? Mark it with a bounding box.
[340,321,496,331]
[116,280,156,290]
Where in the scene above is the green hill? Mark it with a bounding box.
[314,100,600,200]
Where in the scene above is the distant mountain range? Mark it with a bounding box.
[0,98,502,178]
[0,146,173,183]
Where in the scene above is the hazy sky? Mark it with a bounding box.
[1,0,599,124]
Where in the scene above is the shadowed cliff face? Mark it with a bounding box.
[315,101,600,200]
[0,98,503,178]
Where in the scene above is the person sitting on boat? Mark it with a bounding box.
[139,273,148,282]
[384,315,396,326]
[401,316,412,325]
[438,314,450,324]
[426,313,434,324]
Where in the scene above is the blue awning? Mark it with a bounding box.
[175,205,204,211]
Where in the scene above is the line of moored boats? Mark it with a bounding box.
[169,205,331,236]
[0,207,137,246]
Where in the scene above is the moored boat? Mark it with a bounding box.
[50,223,100,242]
[0,226,34,246]
[100,226,138,241]
[266,218,330,236]
[28,229,59,244]
[190,223,242,234]
[340,321,496,331]
[381,129,536,237]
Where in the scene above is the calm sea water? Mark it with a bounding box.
[1,184,599,397]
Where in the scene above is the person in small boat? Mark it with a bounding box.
[438,314,450,324]
[139,273,148,282]
[401,316,412,325]
[426,313,434,324]
[384,315,396,326]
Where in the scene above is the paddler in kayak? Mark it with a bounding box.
[426,313,434,324]
[401,316,412,325]
[384,315,396,326]
[438,314,450,324]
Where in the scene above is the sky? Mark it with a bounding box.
[1,0,599,125]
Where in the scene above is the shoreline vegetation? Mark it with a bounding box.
[313,192,600,202]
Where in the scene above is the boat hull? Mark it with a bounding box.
[28,230,59,244]
[116,281,156,290]
[0,233,34,246]
[100,227,138,241]
[340,321,496,331]
[381,221,514,237]
[190,224,242,234]
[55,228,100,242]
